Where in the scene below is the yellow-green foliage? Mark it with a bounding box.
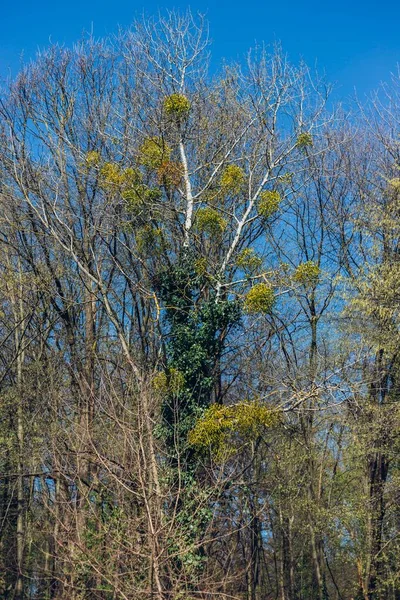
[99,163,145,204]
[122,169,144,209]
[85,150,101,167]
[194,257,208,276]
[136,225,163,254]
[121,166,162,212]
[121,187,145,212]
[99,162,122,190]
[189,401,280,458]
[258,190,281,218]
[220,165,245,193]
[138,137,171,169]
[389,178,400,190]
[121,167,142,187]
[293,261,320,285]
[122,186,162,213]
[296,132,313,148]
[235,248,262,272]
[196,207,227,235]
[153,368,185,395]
[277,172,294,185]
[164,93,191,119]
[346,262,400,352]
[244,283,274,314]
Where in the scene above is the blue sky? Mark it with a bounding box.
[1,0,399,99]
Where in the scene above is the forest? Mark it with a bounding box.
[0,11,399,600]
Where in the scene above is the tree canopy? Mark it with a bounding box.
[0,11,400,600]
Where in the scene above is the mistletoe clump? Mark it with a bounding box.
[220,165,245,193]
[189,402,280,459]
[98,163,156,212]
[293,261,320,285]
[244,283,275,314]
[258,190,281,219]
[389,178,400,191]
[99,162,123,191]
[153,368,185,396]
[296,132,313,148]
[164,93,191,120]
[122,188,144,212]
[99,163,143,194]
[85,150,101,167]
[121,167,142,187]
[138,137,171,169]
[196,207,227,235]
[120,168,144,208]
[235,248,262,272]
[122,186,162,213]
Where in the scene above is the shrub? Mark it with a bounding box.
[220,165,245,193]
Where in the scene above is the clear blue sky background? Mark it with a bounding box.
[1,0,399,99]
